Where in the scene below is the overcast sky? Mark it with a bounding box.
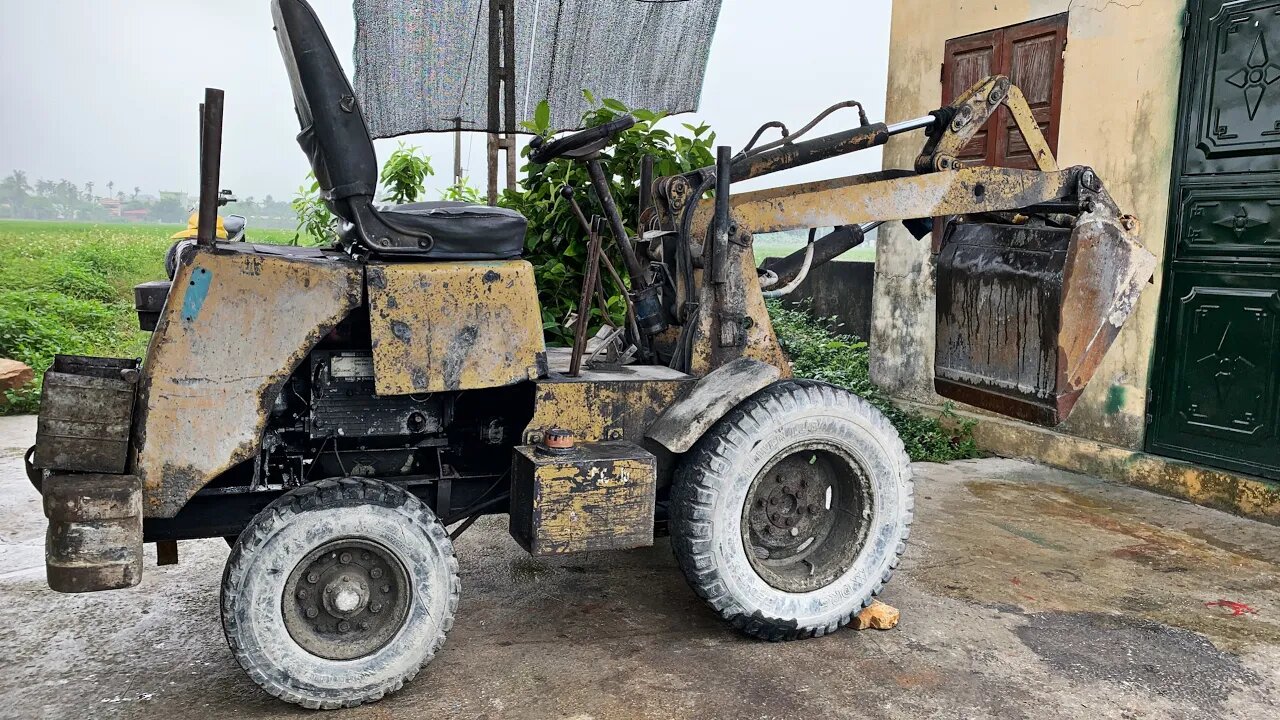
[0,1,891,201]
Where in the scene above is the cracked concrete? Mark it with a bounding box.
[2,414,1278,719]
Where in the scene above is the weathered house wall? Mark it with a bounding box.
[872,0,1186,451]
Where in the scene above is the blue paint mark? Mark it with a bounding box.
[181,267,212,323]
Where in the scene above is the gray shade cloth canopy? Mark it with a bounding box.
[353,0,722,137]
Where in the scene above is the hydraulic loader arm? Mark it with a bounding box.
[690,75,1086,238]
[652,75,1155,426]
[914,75,1058,173]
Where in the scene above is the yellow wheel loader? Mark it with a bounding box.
[25,0,1154,709]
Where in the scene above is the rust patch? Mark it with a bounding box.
[133,246,363,517]
[365,261,544,394]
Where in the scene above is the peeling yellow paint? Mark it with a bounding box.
[523,377,694,444]
[511,443,657,555]
[135,245,363,516]
[366,261,545,395]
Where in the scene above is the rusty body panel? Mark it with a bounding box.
[523,364,694,446]
[35,356,139,474]
[689,237,792,376]
[509,441,656,556]
[43,473,143,593]
[366,260,546,395]
[647,358,780,453]
[134,244,363,517]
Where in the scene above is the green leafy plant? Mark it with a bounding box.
[767,300,979,463]
[502,94,715,345]
[290,175,336,247]
[380,144,435,204]
[441,179,484,204]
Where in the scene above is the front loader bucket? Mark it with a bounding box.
[934,211,1155,426]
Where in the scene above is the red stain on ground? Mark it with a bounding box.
[1205,600,1258,616]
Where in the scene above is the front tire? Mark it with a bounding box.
[221,477,459,709]
[670,380,913,640]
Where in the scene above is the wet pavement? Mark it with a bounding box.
[1,413,1277,719]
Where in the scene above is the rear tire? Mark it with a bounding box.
[670,380,913,640]
[221,477,459,709]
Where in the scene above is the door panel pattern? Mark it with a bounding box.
[1169,284,1278,440]
[1188,0,1280,174]
[1178,182,1280,260]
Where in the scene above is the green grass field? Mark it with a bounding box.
[752,230,876,263]
[0,219,297,413]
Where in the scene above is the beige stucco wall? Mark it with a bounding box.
[871,0,1187,450]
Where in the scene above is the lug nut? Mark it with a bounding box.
[297,588,309,600]
[338,621,350,633]
[306,607,318,619]
[340,552,352,564]
[307,572,319,584]
[370,602,382,613]
[361,552,370,561]
[371,567,384,579]
[361,621,370,630]
[382,585,391,593]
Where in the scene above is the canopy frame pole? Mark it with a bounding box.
[487,0,518,204]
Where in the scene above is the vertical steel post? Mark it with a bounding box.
[711,145,732,285]
[501,0,517,194]
[196,88,224,247]
[638,154,653,229]
[486,0,518,204]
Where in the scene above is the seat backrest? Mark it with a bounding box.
[271,0,378,216]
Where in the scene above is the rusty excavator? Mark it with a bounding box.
[26,0,1154,709]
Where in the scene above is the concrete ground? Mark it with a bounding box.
[1,414,1278,720]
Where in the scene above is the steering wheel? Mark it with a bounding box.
[529,114,636,164]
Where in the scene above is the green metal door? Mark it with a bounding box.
[1148,0,1280,479]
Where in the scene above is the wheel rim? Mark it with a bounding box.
[281,538,412,661]
[741,441,873,593]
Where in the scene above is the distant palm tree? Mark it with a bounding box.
[132,185,141,200]
[107,180,115,196]
[1,170,32,217]
[85,181,95,201]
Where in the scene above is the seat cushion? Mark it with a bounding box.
[375,201,526,259]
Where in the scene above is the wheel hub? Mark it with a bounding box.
[282,538,411,660]
[323,576,370,616]
[742,443,872,592]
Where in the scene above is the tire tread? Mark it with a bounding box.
[669,380,913,641]
[221,477,459,710]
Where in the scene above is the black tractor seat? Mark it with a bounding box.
[372,201,525,259]
[273,0,526,260]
